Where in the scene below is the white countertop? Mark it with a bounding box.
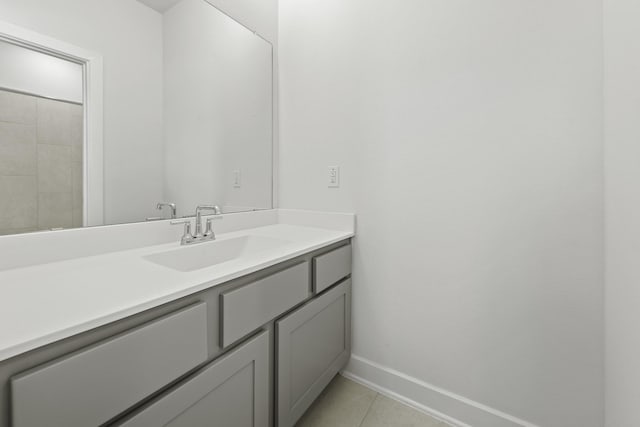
[0,222,354,362]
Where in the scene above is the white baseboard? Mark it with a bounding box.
[342,355,539,427]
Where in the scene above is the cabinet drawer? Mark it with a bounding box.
[117,330,269,427]
[313,244,351,293]
[221,262,309,348]
[276,279,352,427]
[11,303,208,427]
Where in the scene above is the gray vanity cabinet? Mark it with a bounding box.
[276,278,352,427]
[118,330,270,427]
[11,303,209,427]
[220,262,309,348]
[312,244,352,293]
[1,240,352,427]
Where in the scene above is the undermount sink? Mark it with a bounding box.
[144,235,291,272]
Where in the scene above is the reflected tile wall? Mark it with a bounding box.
[0,90,83,236]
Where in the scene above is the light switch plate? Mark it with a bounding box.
[233,170,241,188]
[328,166,340,188]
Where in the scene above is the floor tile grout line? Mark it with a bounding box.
[357,392,380,427]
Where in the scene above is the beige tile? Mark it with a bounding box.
[0,122,37,175]
[0,90,37,124]
[0,176,37,229]
[72,207,83,228]
[70,109,83,146]
[37,98,72,145]
[360,395,447,427]
[72,161,83,202]
[71,144,83,162]
[70,103,84,119]
[0,120,36,145]
[296,375,377,427]
[0,227,38,236]
[38,192,73,230]
[72,161,83,227]
[38,144,72,193]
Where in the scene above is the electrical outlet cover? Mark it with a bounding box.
[328,166,340,188]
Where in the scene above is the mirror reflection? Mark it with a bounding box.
[0,0,273,236]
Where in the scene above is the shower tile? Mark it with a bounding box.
[38,192,73,230]
[70,103,83,118]
[0,176,37,229]
[0,227,37,236]
[38,144,72,193]
[72,208,83,228]
[0,91,37,124]
[71,144,83,162]
[0,122,37,175]
[72,161,83,226]
[37,98,72,145]
[72,161,83,200]
[70,110,83,146]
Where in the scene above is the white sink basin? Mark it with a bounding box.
[144,235,291,272]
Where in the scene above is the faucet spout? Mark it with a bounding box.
[195,205,222,238]
[157,202,177,219]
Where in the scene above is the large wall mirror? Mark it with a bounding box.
[0,0,273,236]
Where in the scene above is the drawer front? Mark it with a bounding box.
[276,278,352,427]
[313,244,351,293]
[221,262,309,348]
[11,303,208,427]
[117,330,269,427]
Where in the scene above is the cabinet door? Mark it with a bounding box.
[276,279,351,427]
[118,330,269,427]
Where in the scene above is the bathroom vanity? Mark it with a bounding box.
[0,0,352,423]
[0,212,354,427]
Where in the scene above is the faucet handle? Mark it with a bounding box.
[204,218,214,239]
[170,219,194,244]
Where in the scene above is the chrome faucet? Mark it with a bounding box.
[170,205,222,245]
[156,202,177,219]
[195,205,222,238]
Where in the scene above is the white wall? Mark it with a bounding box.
[604,1,640,426]
[207,0,278,43]
[0,0,164,225]
[279,1,604,426]
[163,0,272,216]
[0,40,83,104]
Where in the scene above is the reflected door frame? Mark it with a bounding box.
[0,20,104,227]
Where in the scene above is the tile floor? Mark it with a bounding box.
[296,375,450,427]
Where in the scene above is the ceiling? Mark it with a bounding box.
[136,0,182,13]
